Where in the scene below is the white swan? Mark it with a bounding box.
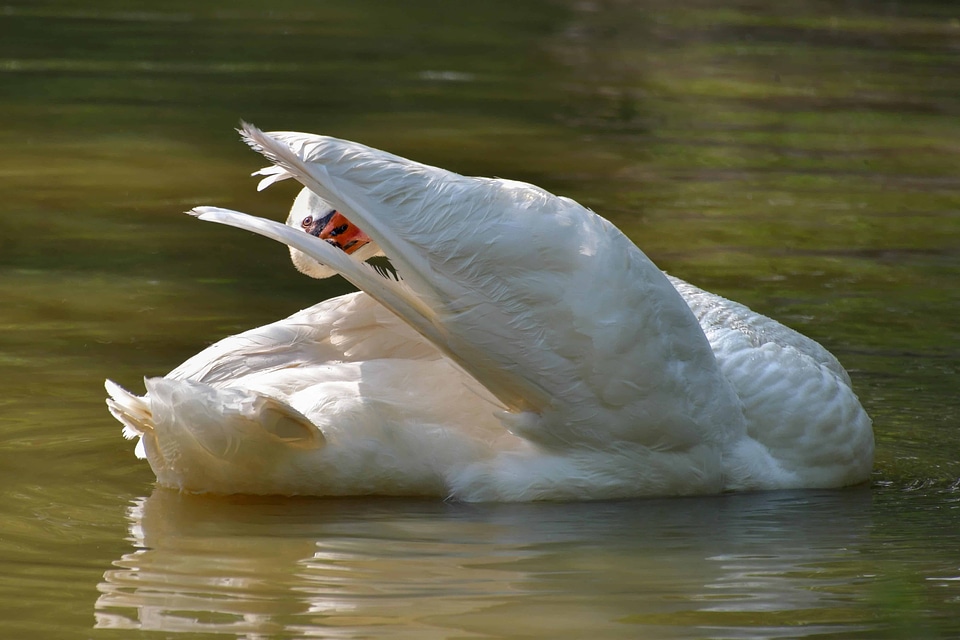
[105,124,873,501]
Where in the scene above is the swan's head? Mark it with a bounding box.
[284,188,381,279]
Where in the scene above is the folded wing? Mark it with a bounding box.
[193,125,743,453]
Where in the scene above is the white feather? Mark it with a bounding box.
[104,126,874,500]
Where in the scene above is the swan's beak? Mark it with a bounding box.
[306,210,372,255]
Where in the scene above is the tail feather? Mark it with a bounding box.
[143,378,326,456]
[106,376,326,471]
[105,379,153,437]
[105,379,153,459]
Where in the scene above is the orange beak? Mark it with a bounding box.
[318,211,372,255]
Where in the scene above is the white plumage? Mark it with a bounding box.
[105,124,873,501]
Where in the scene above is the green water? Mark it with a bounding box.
[1,0,959,637]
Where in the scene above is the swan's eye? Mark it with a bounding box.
[301,216,313,228]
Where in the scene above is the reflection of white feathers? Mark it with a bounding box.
[105,125,873,500]
[94,489,876,636]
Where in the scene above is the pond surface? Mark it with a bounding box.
[1,0,959,638]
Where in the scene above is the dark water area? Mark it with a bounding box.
[1,1,958,637]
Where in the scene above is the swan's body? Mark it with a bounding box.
[106,125,873,500]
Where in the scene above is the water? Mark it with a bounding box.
[89,489,959,639]
[1,0,959,637]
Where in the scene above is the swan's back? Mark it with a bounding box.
[670,277,873,488]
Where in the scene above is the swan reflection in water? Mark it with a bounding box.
[96,488,881,638]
